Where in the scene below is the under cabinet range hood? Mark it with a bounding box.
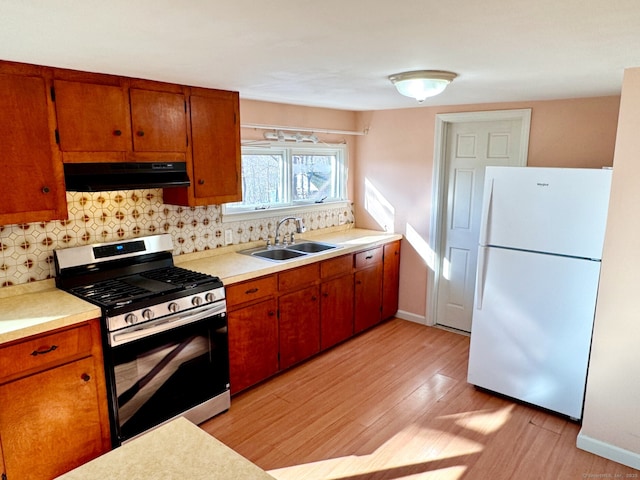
[64,162,191,192]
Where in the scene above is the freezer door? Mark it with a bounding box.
[468,247,601,419]
[480,166,611,259]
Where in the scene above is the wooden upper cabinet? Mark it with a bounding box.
[54,79,131,153]
[53,79,188,162]
[0,70,67,224]
[190,91,241,203]
[129,88,187,153]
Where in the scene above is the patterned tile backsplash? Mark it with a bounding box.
[0,189,354,287]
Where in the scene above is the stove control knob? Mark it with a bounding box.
[205,292,216,303]
[142,309,154,320]
[192,296,203,307]
[168,302,179,313]
[125,313,138,325]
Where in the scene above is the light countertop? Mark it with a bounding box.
[0,282,101,345]
[55,417,276,479]
[175,226,402,284]
[0,227,401,345]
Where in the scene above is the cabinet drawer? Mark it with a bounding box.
[355,247,383,270]
[226,275,277,308]
[321,254,353,279]
[0,323,93,382]
[278,263,320,291]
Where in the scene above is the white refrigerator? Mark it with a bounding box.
[467,166,612,419]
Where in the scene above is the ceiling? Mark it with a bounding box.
[1,0,640,111]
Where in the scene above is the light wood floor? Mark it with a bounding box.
[201,319,639,479]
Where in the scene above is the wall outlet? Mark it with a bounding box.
[224,229,233,245]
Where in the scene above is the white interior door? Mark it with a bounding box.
[435,117,527,332]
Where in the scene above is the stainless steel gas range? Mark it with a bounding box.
[54,234,229,446]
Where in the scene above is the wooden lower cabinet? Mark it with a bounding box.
[0,358,105,480]
[279,285,320,370]
[354,264,383,333]
[382,240,401,319]
[354,247,384,333]
[320,274,354,350]
[226,241,400,394]
[0,319,110,480]
[228,297,279,394]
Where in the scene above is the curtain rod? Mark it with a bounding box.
[240,122,367,136]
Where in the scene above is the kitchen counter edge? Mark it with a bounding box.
[0,228,402,345]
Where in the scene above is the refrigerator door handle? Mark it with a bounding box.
[476,246,487,310]
[479,178,494,246]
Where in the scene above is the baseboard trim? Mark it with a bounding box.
[577,431,640,469]
[395,310,427,325]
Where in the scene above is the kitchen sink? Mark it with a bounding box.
[251,249,307,261]
[239,240,341,262]
[286,241,338,254]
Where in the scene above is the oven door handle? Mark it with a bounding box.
[110,302,226,347]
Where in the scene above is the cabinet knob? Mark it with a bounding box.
[41,186,50,194]
[136,130,145,137]
[198,179,205,185]
[113,129,122,136]
[268,311,275,317]
[81,373,91,382]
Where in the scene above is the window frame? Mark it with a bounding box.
[222,142,349,221]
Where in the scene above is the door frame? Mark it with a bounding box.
[426,109,531,327]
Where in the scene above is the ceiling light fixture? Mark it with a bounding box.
[388,70,458,103]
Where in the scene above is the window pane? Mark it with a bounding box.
[231,153,286,209]
[224,143,347,215]
[292,154,337,202]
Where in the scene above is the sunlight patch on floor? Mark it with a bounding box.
[267,423,483,480]
[439,404,515,435]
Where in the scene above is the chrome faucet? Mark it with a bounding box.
[274,216,305,245]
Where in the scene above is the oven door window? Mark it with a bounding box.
[109,315,228,441]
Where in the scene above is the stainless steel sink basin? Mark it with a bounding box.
[251,249,307,261]
[286,241,338,254]
[239,240,341,262]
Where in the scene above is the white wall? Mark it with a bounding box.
[578,67,640,468]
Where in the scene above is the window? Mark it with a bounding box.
[224,143,348,215]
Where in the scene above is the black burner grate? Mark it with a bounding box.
[68,267,220,308]
[71,279,149,305]
[141,267,217,288]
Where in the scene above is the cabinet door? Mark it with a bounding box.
[382,241,401,319]
[130,88,187,152]
[0,437,5,480]
[54,79,130,152]
[354,264,383,333]
[279,285,320,370]
[190,92,241,203]
[228,298,278,394]
[0,73,66,223]
[320,273,354,350]
[0,357,107,480]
